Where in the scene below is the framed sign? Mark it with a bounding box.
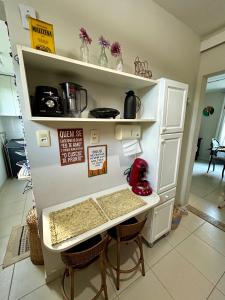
[58,128,85,166]
[87,145,107,177]
[29,17,55,53]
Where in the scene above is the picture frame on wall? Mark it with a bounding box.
[87,145,107,177]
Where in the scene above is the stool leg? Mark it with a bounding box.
[116,239,120,290]
[100,253,108,300]
[69,267,75,300]
[138,236,145,276]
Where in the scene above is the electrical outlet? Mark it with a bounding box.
[90,129,99,144]
[36,130,51,147]
[19,4,36,30]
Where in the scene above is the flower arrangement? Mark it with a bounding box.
[98,35,110,48]
[79,27,92,44]
[111,42,121,57]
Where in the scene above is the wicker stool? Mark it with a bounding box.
[26,208,44,265]
[61,235,108,300]
[106,217,147,290]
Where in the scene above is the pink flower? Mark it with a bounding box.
[98,35,110,48]
[79,27,92,44]
[111,42,121,57]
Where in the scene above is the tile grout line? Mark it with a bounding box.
[8,263,15,300]
[17,282,47,300]
[206,271,225,299]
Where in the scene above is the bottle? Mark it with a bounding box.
[124,90,140,119]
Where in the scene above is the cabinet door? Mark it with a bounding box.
[0,20,14,75]
[161,79,188,134]
[157,133,182,194]
[151,198,174,242]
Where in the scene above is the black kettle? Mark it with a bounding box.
[124,90,141,119]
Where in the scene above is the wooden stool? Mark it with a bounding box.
[105,217,147,290]
[61,235,108,300]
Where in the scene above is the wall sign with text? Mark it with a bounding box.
[87,145,107,177]
[58,128,85,166]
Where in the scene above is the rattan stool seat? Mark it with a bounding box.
[106,217,146,290]
[61,234,108,300]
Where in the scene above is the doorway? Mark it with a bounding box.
[0,3,33,268]
[189,73,225,222]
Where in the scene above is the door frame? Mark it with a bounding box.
[179,44,225,206]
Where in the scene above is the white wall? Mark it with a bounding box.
[198,92,224,160]
[4,0,200,279]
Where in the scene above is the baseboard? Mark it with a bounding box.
[45,267,64,284]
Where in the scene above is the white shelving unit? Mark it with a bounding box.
[30,116,156,122]
[17,45,158,122]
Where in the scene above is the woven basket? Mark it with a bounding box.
[171,208,182,230]
[26,208,44,265]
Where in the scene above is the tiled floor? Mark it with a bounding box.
[189,160,225,222]
[1,179,225,299]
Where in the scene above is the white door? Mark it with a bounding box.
[0,20,14,75]
[157,133,182,194]
[161,79,188,134]
[151,198,174,242]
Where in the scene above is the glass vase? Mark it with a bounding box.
[80,40,89,63]
[98,47,108,67]
[115,54,123,71]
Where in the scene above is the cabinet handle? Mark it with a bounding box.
[165,195,169,199]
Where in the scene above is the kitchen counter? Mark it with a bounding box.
[42,183,160,252]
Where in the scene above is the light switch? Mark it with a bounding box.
[36,130,51,147]
[19,4,36,30]
[90,129,99,144]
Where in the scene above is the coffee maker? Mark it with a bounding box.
[126,158,152,196]
[60,82,88,117]
[33,86,63,117]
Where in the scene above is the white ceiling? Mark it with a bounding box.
[154,0,225,38]
[207,74,225,92]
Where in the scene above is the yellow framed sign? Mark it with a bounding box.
[29,17,55,53]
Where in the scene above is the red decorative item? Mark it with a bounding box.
[128,158,152,196]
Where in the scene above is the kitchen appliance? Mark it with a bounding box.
[124,90,141,119]
[60,82,88,117]
[125,158,152,196]
[5,139,26,177]
[90,108,120,119]
[34,86,63,117]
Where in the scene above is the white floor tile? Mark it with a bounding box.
[0,235,9,265]
[106,241,149,294]
[0,214,23,238]
[176,235,225,284]
[180,212,205,233]
[19,278,63,300]
[152,250,213,300]
[195,222,225,256]
[0,200,25,220]
[9,258,45,300]
[165,224,190,247]
[118,269,173,300]
[0,265,14,300]
[143,237,173,267]
[217,272,225,295]
[208,289,225,300]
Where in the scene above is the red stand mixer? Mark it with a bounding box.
[126,158,152,196]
